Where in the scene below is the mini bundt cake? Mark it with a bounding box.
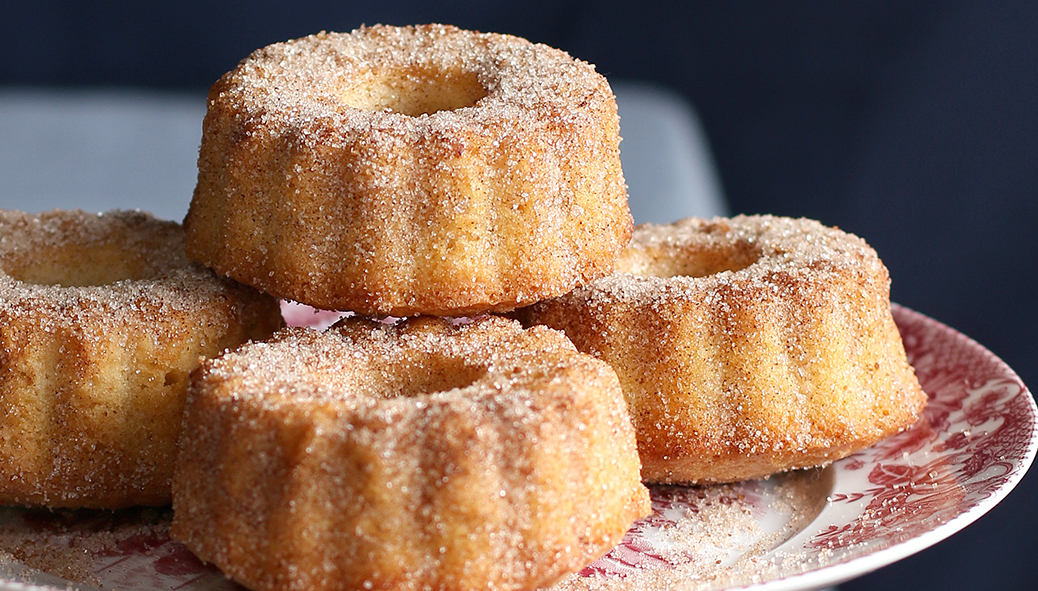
[171,315,649,591]
[0,209,283,508]
[517,215,928,484]
[184,24,632,317]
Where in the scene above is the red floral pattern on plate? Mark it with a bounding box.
[804,306,1035,552]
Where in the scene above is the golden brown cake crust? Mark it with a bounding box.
[184,24,632,317]
[171,315,649,591]
[0,209,283,508]
[517,215,928,484]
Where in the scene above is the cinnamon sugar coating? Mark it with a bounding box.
[516,215,928,484]
[171,316,649,591]
[0,209,283,508]
[184,24,632,316]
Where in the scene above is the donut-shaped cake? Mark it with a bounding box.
[517,215,928,484]
[171,315,649,591]
[184,24,632,317]
[0,209,283,508]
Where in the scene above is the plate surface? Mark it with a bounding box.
[1,305,1034,591]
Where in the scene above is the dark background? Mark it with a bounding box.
[2,2,1035,589]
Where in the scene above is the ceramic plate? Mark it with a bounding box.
[1,305,1034,591]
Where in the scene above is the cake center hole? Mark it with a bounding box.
[340,67,487,116]
[4,244,161,287]
[619,243,762,279]
[391,353,486,399]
